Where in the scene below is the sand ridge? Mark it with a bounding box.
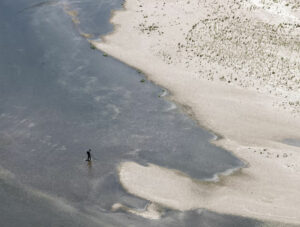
[93,0,300,224]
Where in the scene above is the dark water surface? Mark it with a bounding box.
[0,0,282,226]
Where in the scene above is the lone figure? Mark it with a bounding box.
[86,149,92,161]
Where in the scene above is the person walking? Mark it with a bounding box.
[86,149,92,161]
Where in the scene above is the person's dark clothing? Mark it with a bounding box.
[86,149,91,161]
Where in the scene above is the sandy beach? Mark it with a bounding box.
[94,0,300,224]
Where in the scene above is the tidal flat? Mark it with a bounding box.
[0,0,297,226]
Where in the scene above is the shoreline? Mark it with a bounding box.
[93,0,300,224]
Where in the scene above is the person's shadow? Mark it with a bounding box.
[87,160,93,177]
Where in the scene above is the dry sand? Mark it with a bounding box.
[92,0,300,224]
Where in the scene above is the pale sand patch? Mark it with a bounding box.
[92,0,300,224]
[119,150,300,224]
[112,202,162,219]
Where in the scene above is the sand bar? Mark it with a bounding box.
[93,0,300,224]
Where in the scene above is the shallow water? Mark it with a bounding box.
[283,139,300,148]
[0,0,286,226]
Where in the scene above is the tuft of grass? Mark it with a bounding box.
[90,43,96,50]
[140,79,145,83]
[103,53,108,57]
